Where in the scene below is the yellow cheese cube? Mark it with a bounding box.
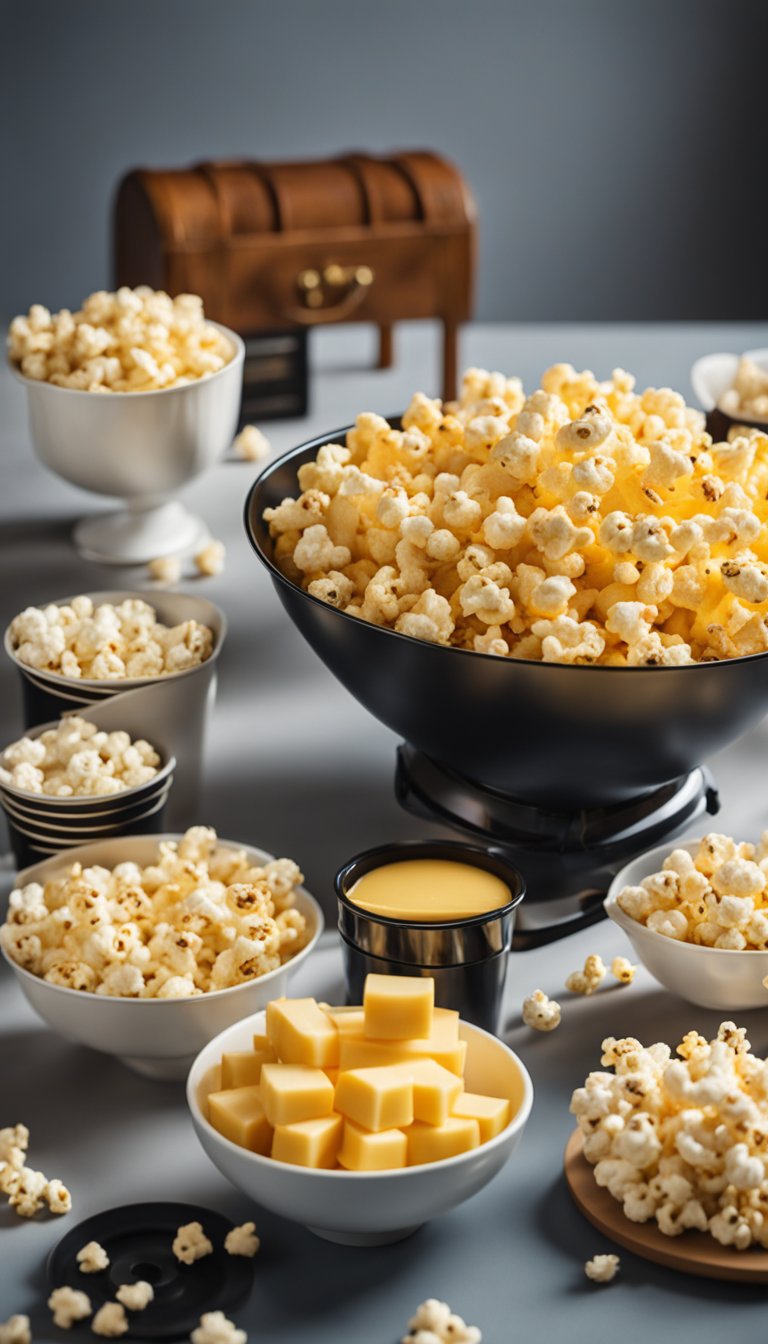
[221,1048,274,1089]
[338,1120,408,1171]
[260,1064,335,1127]
[363,973,434,1040]
[407,1116,481,1166]
[252,1033,274,1053]
[271,1114,344,1169]
[451,1092,511,1141]
[325,1007,366,1038]
[408,1058,463,1126]
[338,1033,467,1077]
[207,1086,273,1155]
[334,1064,414,1132]
[266,997,339,1068]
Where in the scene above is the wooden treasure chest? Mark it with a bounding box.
[114,151,476,418]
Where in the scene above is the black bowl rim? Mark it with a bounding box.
[244,421,768,675]
[0,771,172,817]
[334,837,526,931]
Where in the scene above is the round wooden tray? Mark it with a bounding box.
[565,1129,768,1283]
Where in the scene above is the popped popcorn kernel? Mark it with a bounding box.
[565,954,606,996]
[0,1317,31,1344]
[91,1302,128,1337]
[224,1221,261,1257]
[611,956,637,985]
[584,1254,620,1283]
[0,716,161,798]
[77,1240,110,1273]
[191,1312,247,1344]
[115,1281,154,1312]
[147,555,182,585]
[172,1220,213,1265]
[522,989,561,1032]
[48,1286,92,1328]
[195,539,226,578]
[233,424,271,462]
[403,1298,481,1344]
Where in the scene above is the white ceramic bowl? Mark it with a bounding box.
[691,347,768,421]
[1,835,324,1079]
[605,838,768,1009]
[187,1010,533,1246]
[12,322,245,564]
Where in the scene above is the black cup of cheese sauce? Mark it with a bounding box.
[334,839,525,1034]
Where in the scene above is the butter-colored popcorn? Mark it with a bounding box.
[195,540,226,578]
[565,954,606,996]
[48,1286,92,1328]
[77,1240,110,1273]
[572,1022,768,1249]
[719,356,768,422]
[233,424,271,462]
[584,1254,620,1283]
[9,598,213,681]
[522,989,561,1032]
[173,1220,213,1265]
[402,1299,481,1344]
[45,1177,72,1214]
[0,716,160,798]
[224,1221,261,1257]
[0,827,307,997]
[8,289,233,393]
[610,956,636,985]
[0,1317,31,1344]
[191,1312,247,1344]
[147,554,183,585]
[91,1302,128,1337]
[617,832,768,949]
[115,1281,154,1311]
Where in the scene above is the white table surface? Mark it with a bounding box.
[2,320,768,1340]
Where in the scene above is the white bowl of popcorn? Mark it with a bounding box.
[0,829,324,1079]
[9,288,244,564]
[691,349,768,426]
[605,833,768,1009]
[187,1009,533,1245]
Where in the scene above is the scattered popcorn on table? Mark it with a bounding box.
[719,356,768,423]
[190,1311,247,1344]
[195,540,226,578]
[0,827,308,998]
[0,1317,31,1344]
[402,1299,481,1344]
[233,424,271,462]
[115,1281,154,1312]
[0,1131,71,1220]
[8,289,234,392]
[0,716,161,798]
[8,596,214,681]
[565,954,606,996]
[147,555,183,585]
[173,1220,213,1265]
[0,1124,29,1171]
[584,1253,620,1283]
[48,1286,92,1328]
[224,1222,261,1257]
[266,364,768,664]
[571,1021,768,1248]
[91,1302,128,1337]
[610,956,637,985]
[617,833,768,949]
[77,1241,110,1274]
[522,989,561,1032]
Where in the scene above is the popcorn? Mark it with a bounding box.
[195,540,226,578]
[584,1254,620,1283]
[9,598,213,680]
[48,1286,92,1328]
[402,1299,481,1344]
[115,1281,154,1311]
[571,1023,768,1248]
[0,716,162,799]
[172,1220,213,1265]
[610,956,636,985]
[91,1303,128,1337]
[8,288,234,392]
[147,554,182,584]
[522,989,561,1032]
[0,828,308,997]
[77,1241,110,1273]
[267,364,768,663]
[191,1312,247,1344]
[233,424,271,462]
[719,356,768,422]
[565,954,606,996]
[0,1317,31,1344]
[224,1222,261,1257]
[617,832,768,948]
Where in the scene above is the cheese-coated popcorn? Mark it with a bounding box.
[0,1317,31,1344]
[77,1240,110,1273]
[0,828,308,997]
[572,1022,768,1249]
[9,598,213,681]
[522,989,561,1031]
[224,1221,261,1257]
[268,365,768,662]
[617,832,768,949]
[191,1312,247,1344]
[48,1286,92,1328]
[8,288,233,392]
[91,1302,128,1337]
[584,1254,619,1283]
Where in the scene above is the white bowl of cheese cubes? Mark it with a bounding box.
[187,974,534,1245]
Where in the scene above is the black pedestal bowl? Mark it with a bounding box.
[244,426,768,810]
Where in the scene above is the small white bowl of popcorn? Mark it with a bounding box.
[691,349,768,427]
[8,288,244,564]
[605,832,768,1009]
[0,829,324,1079]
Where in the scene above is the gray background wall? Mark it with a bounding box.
[2,0,764,324]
